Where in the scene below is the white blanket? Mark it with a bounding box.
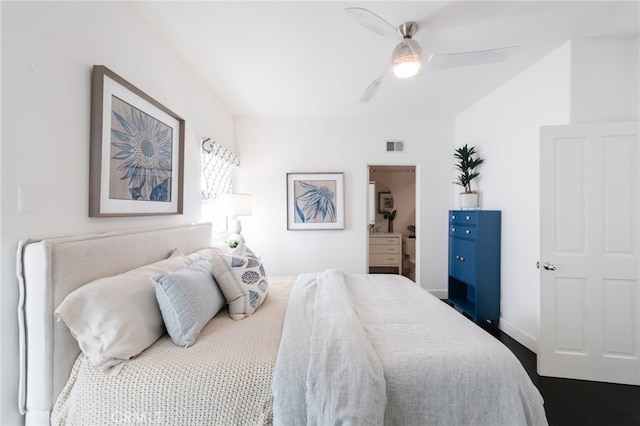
[273,271,548,426]
[273,270,386,425]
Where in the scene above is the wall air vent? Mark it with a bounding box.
[386,140,404,152]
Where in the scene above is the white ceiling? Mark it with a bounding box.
[134,1,639,119]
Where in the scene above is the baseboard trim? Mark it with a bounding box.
[499,317,538,354]
[428,289,448,299]
[428,290,538,353]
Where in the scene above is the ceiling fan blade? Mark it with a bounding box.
[426,45,518,71]
[359,76,385,103]
[345,7,402,40]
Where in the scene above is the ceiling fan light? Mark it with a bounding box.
[393,59,421,78]
[392,39,422,78]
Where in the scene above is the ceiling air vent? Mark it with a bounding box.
[386,140,404,152]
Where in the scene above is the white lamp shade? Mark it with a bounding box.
[221,193,252,217]
[392,39,422,79]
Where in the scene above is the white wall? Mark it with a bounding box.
[0,3,4,423]
[570,38,639,123]
[235,117,452,296]
[1,2,234,424]
[455,42,573,351]
[454,37,640,353]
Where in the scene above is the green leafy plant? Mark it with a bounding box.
[383,209,397,232]
[382,209,396,222]
[454,144,485,194]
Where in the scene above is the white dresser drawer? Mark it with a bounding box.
[369,244,400,254]
[369,253,401,266]
[369,236,400,245]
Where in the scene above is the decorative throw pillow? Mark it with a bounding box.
[153,259,225,347]
[211,244,269,320]
[54,254,193,375]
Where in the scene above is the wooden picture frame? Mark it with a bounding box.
[89,65,184,217]
[287,172,345,230]
[378,191,394,213]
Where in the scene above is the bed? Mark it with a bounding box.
[17,223,547,425]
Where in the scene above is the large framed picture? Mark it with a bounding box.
[287,172,344,230]
[89,65,185,217]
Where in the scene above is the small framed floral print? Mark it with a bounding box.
[287,172,344,230]
[89,65,184,217]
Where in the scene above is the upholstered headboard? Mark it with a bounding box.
[17,223,212,425]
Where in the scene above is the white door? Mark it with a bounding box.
[539,121,640,385]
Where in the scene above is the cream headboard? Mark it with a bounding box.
[17,223,212,425]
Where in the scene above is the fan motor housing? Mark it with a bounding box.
[397,21,418,39]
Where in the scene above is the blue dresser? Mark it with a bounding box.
[447,210,501,325]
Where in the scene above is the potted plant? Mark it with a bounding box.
[454,144,484,209]
[383,209,397,233]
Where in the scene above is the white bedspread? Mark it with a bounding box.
[273,271,548,426]
[52,276,294,426]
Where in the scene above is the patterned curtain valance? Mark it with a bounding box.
[201,138,240,202]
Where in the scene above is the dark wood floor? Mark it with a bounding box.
[487,326,640,425]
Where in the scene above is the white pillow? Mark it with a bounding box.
[55,254,193,375]
[186,244,231,263]
[153,259,225,347]
[211,244,269,320]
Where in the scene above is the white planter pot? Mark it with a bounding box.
[459,193,479,209]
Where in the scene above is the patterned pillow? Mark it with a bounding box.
[211,244,269,320]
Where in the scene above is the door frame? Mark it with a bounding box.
[366,164,420,285]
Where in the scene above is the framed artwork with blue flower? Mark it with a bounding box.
[89,65,184,217]
[286,172,344,230]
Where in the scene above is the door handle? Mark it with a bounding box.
[542,262,557,271]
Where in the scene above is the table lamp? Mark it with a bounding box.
[221,193,252,245]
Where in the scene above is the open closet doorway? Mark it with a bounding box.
[368,165,418,283]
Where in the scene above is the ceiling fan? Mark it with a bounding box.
[345,7,518,103]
